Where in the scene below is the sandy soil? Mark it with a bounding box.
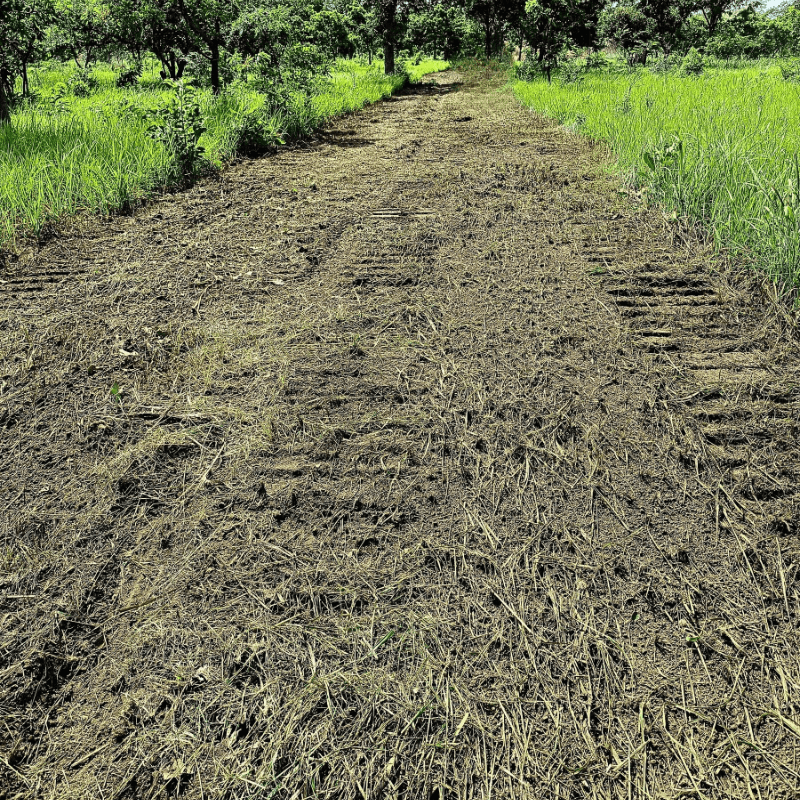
[1,67,799,800]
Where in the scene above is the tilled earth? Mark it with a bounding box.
[1,68,800,800]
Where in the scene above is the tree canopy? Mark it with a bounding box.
[2,0,800,124]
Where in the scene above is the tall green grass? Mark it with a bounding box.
[0,59,448,250]
[514,64,800,289]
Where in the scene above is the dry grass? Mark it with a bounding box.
[1,67,799,800]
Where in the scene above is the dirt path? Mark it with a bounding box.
[2,69,799,800]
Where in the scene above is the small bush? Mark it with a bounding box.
[116,64,142,88]
[681,48,704,76]
[515,57,541,82]
[67,70,98,97]
[780,60,800,82]
[230,106,286,157]
[650,54,673,74]
[147,81,207,178]
[585,51,609,70]
[559,59,585,85]
[389,61,410,83]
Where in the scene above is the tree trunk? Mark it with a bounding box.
[210,38,220,94]
[485,17,492,59]
[0,70,11,124]
[382,1,396,75]
[22,63,29,97]
[384,37,395,74]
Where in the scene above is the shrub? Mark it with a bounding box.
[585,51,609,70]
[116,64,142,88]
[681,48,704,76]
[67,70,98,97]
[650,53,673,74]
[147,81,207,178]
[230,105,286,157]
[780,59,800,82]
[515,57,541,82]
[559,59,585,85]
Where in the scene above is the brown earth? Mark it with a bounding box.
[1,67,800,800]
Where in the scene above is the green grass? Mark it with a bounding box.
[0,58,448,250]
[514,61,800,290]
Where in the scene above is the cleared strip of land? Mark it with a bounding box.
[1,69,799,800]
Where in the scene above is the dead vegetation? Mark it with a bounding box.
[1,68,799,800]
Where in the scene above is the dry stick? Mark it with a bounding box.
[488,588,534,636]
[70,741,113,770]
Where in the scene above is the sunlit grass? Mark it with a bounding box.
[514,63,800,289]
[0,58,448,250]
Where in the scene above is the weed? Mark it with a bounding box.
[681,48,705,76]
[147,80,207,178]
[116,64,142,88]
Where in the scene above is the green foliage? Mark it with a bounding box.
[146,79,206,177]
[66,68,99,96]
[405,4,467,60]
[115,63,142,87]
[598,2,654,65]
[559,58,585,85]
[649,52,673,74]
[227,101,285,156]
[779,59,800,83]
[680,47,704,75]
[523,0,575,79]
[585,50,609,70]
[515,57,543,82]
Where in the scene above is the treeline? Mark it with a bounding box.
[2,0,800,121]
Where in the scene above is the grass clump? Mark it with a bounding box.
[515,62,800,290]
[0,59,448,250]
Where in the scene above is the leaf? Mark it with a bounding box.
[643,152,656,171]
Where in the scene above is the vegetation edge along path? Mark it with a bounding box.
[0,59,449,255]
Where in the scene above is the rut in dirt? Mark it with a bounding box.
[1,69,799,800]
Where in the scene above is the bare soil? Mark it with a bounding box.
[1,68,799,800]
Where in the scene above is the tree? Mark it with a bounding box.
[466,0,523,58]
[229,0,336,98]
[176,0,239,94]
[522,0,572,80]
[698,0,747,36]
[48,0,113,69]
[378,0,400,73]
[110,0,194,77]
[1,0,55,121]
[406,4,468,59]
[569,0,609,50]
[346,1,381,62]
[598,1,655,63]
[638,0,694,53]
